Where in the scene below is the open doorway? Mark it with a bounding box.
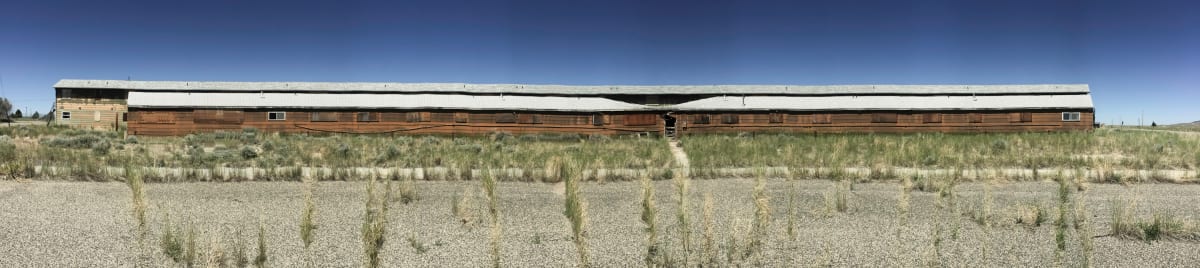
[662,113,677,137]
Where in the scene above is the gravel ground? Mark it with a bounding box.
[1,179,1199,267]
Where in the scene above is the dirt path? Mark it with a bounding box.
[668,139,690,171]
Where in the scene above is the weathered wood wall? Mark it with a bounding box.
[129,108,1094,136]
[673,110,1094,135]
[127,109,664,136]
[54,88,128,131]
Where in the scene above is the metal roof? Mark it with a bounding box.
[129,91,1092,112]
[673,94,1094,111]
[57,79,1090,96]
[127,92,649,112]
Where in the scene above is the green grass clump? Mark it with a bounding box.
[824,180,851,214]
[563,159,591,267]
[159,214,185,263]
[299,177,317,249]
[482,169,502,268]
[255,222,268,268]
[361,177,390,268]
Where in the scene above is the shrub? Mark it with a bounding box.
[241,146,258,160]
[159,214,185,263]
[90,139,112,155]
[373,145,401,164]
[44,134,104,149]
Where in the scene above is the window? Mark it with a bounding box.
[720,114,739,124]
[922,113,942,123]
[871,113,897,123]
[812,114,832,124]
[495,113,517,123]
[518,114,542,124]
[406,112,423,122]
[311,112,338,122]
[61,111,72,120]
[1009,112,1034,123]
[357,112,377,122]
[1062,112,1081,122]
[122,112,128,122]
[431,112,454,123]
[692,114,711,124]
[268,112,286,121]
[592,114,605,126]
[768,113,784,124]
[454,112,468,123]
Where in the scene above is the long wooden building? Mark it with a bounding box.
[52,80,1095,136]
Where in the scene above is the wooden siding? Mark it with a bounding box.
[54,97,128,131]
[128,109,665,136]
[675,110,1094,134]
[129,108,1094,136]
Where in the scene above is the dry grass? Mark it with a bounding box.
[683,130,1200,181]
[482,170,502,268]
[673,168,692,266]
[360,176,389,268]
[562,159,591,267]
[638,173,660,266]
[300,177,317,249]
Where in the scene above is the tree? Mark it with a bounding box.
[31,111,41,119]
[11,109,21,119]
[0,98,10,119]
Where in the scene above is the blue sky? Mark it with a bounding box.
[1,0,1196,124]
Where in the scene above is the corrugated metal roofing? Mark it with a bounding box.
[673,95,1094,111]
[129,92,1093,111]
[127,92,649,112]
[57,79,1090,96]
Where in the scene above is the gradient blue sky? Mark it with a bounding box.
[1,0,1197,124]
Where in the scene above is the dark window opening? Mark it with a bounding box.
[406,112,422,122]
[267,112,286,121]
[431,112,454,123]
[357,112,377,122]
[812,114,832,124]
[495,113,517,123]
[692,114,710,124]
[311,112,338,122]
[871,113,898,123]
[721,114,739,124]
[769,113,784,124]
[922,113,942,124]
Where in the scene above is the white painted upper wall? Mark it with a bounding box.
[129,92,1094,111]
[58,79,1090,96]
[672,95,1095,111]
[127,92,650,112]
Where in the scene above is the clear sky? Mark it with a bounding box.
[1,0,1196,124]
